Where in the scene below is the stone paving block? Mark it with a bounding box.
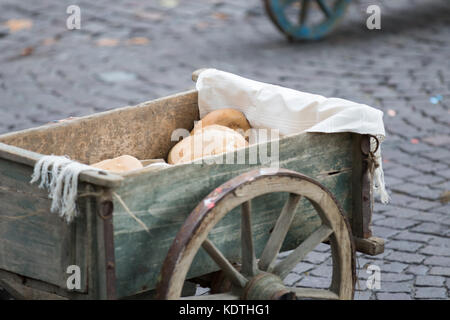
[423,256,450,267]
[380,272,415,283]
[373,202,390,213]
[392,185,442,202]
[435,168,450,179]
[381,207,421,219]
[387,193,417,206]
[411,222,448,236]
[415,275,446,287]
[406,200,442,211]
[393,231,433,243]
[371,226,401,239]
[420,245,450,257]
[309,265,332,278]
[431,205,450,215]
[411,214,448,229]
[384,176,404,187]
[406,174,446,186]
[296,277,330,289]
[415,162,449,174]
[373,217,420,230]
[302,251,329,265]
[387,167,422,179]
[385,240,424,253]
[429,267,450,277]
[385,252,426,264]
[414,287,448,299]
[283,273,302,287]
[377,262,409,274]
[292,262,315,275]
[405,265,429,276]
[421,149,450,162]
[376,292,412,300]
[313,243,331,253]
[361,249,395,261]
[431,181,450,193]
[377,282,413,293]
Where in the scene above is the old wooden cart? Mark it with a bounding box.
[0,71,384,300]
[264,0,351,41]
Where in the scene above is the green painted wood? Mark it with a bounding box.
[0,158,89,292]
[112,132,354,298]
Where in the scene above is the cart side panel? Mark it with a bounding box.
[112,132,354,298]
[0,157,89,293]
[351,134,373,238]
[0,90,199,164]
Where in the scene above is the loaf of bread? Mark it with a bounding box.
[90,155,143,173]
[191,108,251,137]
[168,125,248,164]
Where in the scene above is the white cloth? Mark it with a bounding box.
[30,155,100,223]
[196,68,389,203]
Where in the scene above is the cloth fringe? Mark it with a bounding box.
[30,155,98,223]
[372,136,390,204]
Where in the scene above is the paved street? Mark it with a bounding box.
[0,0,449,300]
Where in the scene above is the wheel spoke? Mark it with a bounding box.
[241,201,258,277]
[291,287,339,300]
[316,0,332,18]
[299,0,310,25]
[258,194,302,272]
[202,239,248,288]
[180,292,239,300]
[274,224,333,279]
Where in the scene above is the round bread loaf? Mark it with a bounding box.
[168,125,248,165]
[91,155,143,173]
[191,108,251,137]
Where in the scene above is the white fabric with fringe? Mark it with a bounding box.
[30,155,99,223]
[196,68,390,204]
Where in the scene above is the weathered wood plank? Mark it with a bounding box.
[352,134,373,238]
[0,142,123,188]
[0,90,199,164]
[0,277,67,300]
[0,158,88,291]
[354,237,384,256]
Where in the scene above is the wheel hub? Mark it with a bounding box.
[241,272,296,300]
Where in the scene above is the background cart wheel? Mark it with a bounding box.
[264,0,351,41]
[157,168,355,300]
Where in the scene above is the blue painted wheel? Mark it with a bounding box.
[264,0,351,41]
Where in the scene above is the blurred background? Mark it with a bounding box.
[0,0,449,300]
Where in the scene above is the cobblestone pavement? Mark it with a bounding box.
[0,0,449,300]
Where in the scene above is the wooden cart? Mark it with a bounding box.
[0,71,384,300]
[264,0,351,41]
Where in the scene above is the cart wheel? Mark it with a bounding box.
[157,168,355,300]
[264,0,351,41]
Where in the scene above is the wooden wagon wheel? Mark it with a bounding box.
[157,168,355,300]
[264,0,351,41]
